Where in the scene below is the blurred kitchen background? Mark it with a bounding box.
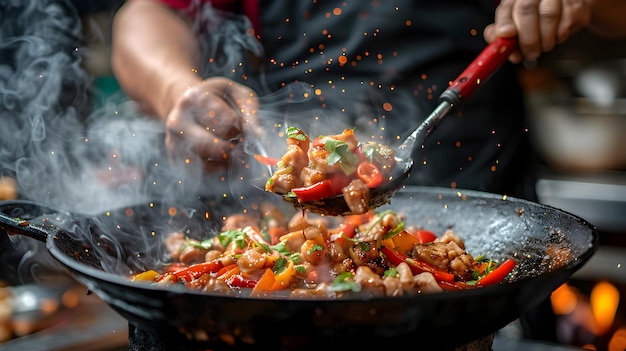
[1,1,625,350]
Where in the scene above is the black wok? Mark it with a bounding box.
[0,187,598,350]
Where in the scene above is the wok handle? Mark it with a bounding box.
[439,36,518,105]
[0,202,54,243]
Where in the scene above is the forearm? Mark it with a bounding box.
[588,0,626,38]
[111,0,202,120]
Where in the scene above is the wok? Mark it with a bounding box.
[0,187,598,350]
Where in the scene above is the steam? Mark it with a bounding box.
[0,0,301,282]
[0,0,388,283]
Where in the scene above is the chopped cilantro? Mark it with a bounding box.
[330,272,361,292]
[360,142,379,163]
[323,138,360,175]
[384,268,398,277]
[306,243,324,255]
[185,238,213,250]
[217,229,246,249]
[295,265,307,274]
[359,242,371,251]
[273,256,288,274]
[286,127,309,141]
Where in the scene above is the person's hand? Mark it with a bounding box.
[484,0,592,64]
[164,77,260,171]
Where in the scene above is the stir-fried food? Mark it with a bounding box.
[263,127,396,214]
[131,205,516,298]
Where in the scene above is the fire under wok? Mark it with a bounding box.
[0,186,597,350]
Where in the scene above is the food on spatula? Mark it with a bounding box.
[264,127,396,214]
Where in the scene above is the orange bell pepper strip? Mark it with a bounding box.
[216,263,240,280]
[254,154,279,166]
[272,259,295,289]
[250,268,277,296]
[390,230,421,254]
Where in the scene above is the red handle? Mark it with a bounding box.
[439,36,518,105]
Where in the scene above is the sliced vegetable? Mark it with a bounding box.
[286,126,309,141]
[356,162,383,188]
[171,260,224,282]
[329,272,361,293]
[389,230,420,254]
[413,229,437,244]
[320,137,360,175]
[251,268,277,296]
[226,274,257,289]
[254,154,279,166]
[291,174,351,202]
[272,258,295,289]
[216,263,240,279]
[381,246,455,282]
[130,269,159,282]
[476,258,516,287]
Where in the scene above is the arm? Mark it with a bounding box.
[111,0,259,168]
[112,0,201,120]
[484,0,626,63]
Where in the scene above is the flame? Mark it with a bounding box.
[551,283,578,315]
[608,328,626,351]
[591,280,620,335]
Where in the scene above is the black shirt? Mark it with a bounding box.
[195,0,536,199]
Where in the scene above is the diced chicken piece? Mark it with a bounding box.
[342,179,370,215]
[412,240,476,281]
[222,213,259,232]
[281,144,309,173]
[413,272,444,293]
[435,229,466,250]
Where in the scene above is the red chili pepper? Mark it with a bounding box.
[356,162,383,188]
[437,280,472,291]
[354,147,367,162]
[381,246,455,282]
[291,173,352,202]
[312,137,325,149]
[254,154,279,166]
[164,262,187,274]
[226,274,257,289]
[413,229,438,244]
[171,260,224,282]
[476,258,516,287]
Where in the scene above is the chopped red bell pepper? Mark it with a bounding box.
[413,229,438,244]
[312,137,325,149]
[354,147,367,162]
[291,173,352,202]
[170,260,224,282]
[356,162,383,188]
[437,280,472,291]
[226,274,257,289]
[254,154,279,166]
[381,246,455,282]
[476,258,516,287]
